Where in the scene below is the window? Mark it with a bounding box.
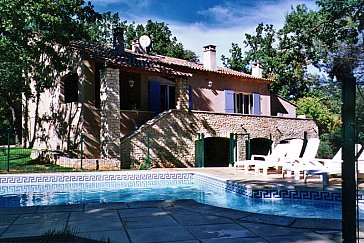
[160,85,176,111]
[225,90,261,115]
[64,73,78,103]
[149,82,176,113]
[234,93,253,114]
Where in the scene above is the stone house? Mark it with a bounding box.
[24,30,318,169]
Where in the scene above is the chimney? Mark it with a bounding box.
[203,45,217,71]
[132,40,144,54]
[252,61,263,78]
[113,27,124,55]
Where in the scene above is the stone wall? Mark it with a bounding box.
[175,78,189,110]
[100,67,120,159]
[120,110,318,168]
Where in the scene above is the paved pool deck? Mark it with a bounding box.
[0,167,362,242]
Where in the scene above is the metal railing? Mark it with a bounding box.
[0,129,31,172]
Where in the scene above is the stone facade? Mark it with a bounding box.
[175,78,189,110]
[120,110,318,168]
[100,67,121,159]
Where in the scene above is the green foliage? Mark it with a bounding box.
[221,43,246,72]
[222,1,363,100]
[222,22,315,99]
[0,0,103,145]
[296,96,341,134]
[125,20,199,62]
[0,147,80,173]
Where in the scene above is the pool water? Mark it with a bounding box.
[0,179,350,219]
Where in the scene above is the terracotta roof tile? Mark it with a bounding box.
[68,41,271,83]
[68,41,192,77]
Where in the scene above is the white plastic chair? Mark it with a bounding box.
[254,138,304,175]
[283,138,320,180]
[304,144,363,186]
[234,143,290,174]
[236,139,304,175]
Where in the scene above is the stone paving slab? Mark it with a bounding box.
[127,200,174,208]
[0,207,37,215]
[172,212,234,226]
[264,232,338,243]
[239,222,312,237]
[237,213,296,226]
[185,223,257,240]
[162,240,200,243]
[0,215,18,226]
[69,210,120,222]
[123,215,179,229]
[1,221,67,238]
[13,212,69,225]
[202,237,268,243]
[67,218,124,233]
[84,202,129,210]
[163,206,194,215]
[291,218,342,230]
[202,207,252,219]
[127,225,196,242]
[36,204,83,213]
[78,229,130,243]
[0,226,8,236]
[118,207,168,218]
[0,199,356,242]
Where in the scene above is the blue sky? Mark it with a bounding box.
[92,0,317,64]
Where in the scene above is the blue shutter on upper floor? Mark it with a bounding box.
[149,81,160,113]
[224,90,234,113]
[188,85,193,110]
[253,93,261,115]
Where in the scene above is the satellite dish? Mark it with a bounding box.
[139,35,151,48]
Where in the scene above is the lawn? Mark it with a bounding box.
[0,146,80,173]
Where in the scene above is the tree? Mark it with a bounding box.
[124,20,199,62]
[282,2,363,239]
[222,22,315,99]
[0,0,102,146]
[221,43,246,72]
[296,96,341,134]
[1,0,200,148]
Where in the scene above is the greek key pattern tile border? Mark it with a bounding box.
[193,173,342,202]
[1,179,194,194]
[0,172,193,184]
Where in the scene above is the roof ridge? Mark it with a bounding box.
[68,40,272,82]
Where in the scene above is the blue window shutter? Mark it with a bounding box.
[188,85,193,110]
[149,81,160,113]
[224,90,234,113]
[253,93,261,115]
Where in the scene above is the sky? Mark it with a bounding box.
[91,0,317,65]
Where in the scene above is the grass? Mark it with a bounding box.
[0,146,82,173]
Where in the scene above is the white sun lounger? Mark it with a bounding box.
[282,138,320,180]
[303,144,363,186]
[234,139,303,175]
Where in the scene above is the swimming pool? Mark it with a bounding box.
[0,172,360,219]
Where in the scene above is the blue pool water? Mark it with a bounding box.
[0,179,350,219]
